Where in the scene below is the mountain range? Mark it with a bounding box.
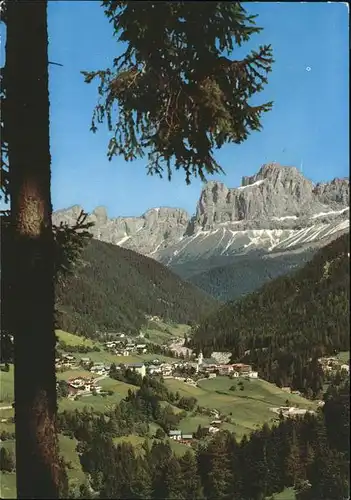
[53,163,349,301]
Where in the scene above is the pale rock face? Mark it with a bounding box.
[313,178,349,206]
[194,163,327,229]
[53,205,190,255]
[52,163,349,264]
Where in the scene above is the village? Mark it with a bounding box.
[55,331,260,400]
[53,332,350,446]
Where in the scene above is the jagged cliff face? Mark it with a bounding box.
[53,163,349,268]
[53,205,190,256]
[195,163,349,229]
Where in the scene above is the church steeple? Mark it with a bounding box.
[196,350,204,373]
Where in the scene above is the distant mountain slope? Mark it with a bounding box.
[185,247,316,301]
[55,239,218,338]
[190,234,350,394]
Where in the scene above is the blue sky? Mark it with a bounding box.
[2,2,350,217]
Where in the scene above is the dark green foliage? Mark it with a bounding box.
[192,234,350,394]
[56,239,218,338]
[110,365,143,387]
[0,446,15,472]
[177,396,197,412]
[155,428,166,440]
[323,377,350,458]
[83,2,273,185]
[56,380,70,399]
[185,248,316,302]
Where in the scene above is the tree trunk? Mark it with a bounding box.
[6,1,64,497]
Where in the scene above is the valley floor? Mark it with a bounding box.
[1,330,347,499]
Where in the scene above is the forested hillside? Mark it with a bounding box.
[185,249,316,302]
[55,240,218,338]
[191,234,350,395]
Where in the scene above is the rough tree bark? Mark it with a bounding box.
[6,1,64,497]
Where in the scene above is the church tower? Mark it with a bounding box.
[197,350,204,372]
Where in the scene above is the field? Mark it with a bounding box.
[55,328,177,366]
[336,351,350,363]
[58,434,85,488]
[0,366,14,403]
[0,472,16,499]
[57,369,99,381]
[0,434,83,499]
[142,320,190,345]
[113,434,191,457]
[56,330,96,347]
[268,487,296,500]
[165,376,317,439]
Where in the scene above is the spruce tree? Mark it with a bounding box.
[178,450,204,499]
[83,1,273,184]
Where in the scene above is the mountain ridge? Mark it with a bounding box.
[55,239,218,338]
[53,163,349,300]
[190,233,350,394]
[53,163,349,259]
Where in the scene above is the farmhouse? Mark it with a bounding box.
[68,376,94,389]
[179,434,193,445]
[115,349,130,357]
[169,430,193,442]
[169,430,182,441]
[148,364,162,375]
[125,363,146,378]
[210,420,222,427]
[62,354,75,361]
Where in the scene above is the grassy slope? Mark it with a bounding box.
[337,351,350,363]
[165,377,317,439]
[142,320,190,345]
[0,435,84,498]
[113,434,190,457]
[56,329,177,364]
[0,365,14,403]
[268,487,296,500]
[55,330,96,347]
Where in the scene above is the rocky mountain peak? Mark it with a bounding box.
[53,163,349,263]
[92,206,108,224]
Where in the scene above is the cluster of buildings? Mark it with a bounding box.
[195,352,258,378]
[317,356,349,374]
[104,336,148,357]
[169,418,224,443]
[64,376,103,398]
[270,406,316,418]
[55,354,78,371]
[80,357,147,379]
[82,360,110,376]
